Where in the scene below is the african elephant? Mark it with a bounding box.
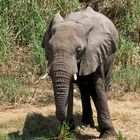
[42,7,118,138]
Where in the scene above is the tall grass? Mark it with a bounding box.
[98,0,140,42]
[0,75,36,104]
[112,36,140,93]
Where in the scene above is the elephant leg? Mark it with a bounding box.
[105,64,112,92]
[104,58,113,92]
[78,77,95,128]
[89,76,117,138]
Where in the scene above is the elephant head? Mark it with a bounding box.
[42,7,118,124]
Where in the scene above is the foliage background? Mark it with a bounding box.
[0,0,140,104]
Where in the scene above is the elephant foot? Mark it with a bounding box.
[99,128,117,139]
[82,117,95,128]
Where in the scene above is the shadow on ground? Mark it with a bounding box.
[8,113,98,140]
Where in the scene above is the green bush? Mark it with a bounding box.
[0,76,35,104]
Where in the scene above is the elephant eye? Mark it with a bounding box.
[76,46,83,61]
[76,46,82,53]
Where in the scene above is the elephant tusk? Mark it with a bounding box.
[74,73,77,81]
[35,74,48,84]
[40,74,47,80]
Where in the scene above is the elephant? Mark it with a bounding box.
[42,7,118,138]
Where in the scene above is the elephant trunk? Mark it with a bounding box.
[51,62,73,122]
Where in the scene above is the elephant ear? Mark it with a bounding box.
[42,20,53,49]
[42,13,64,49]
[79,30,118,76]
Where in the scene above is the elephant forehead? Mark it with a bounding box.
[49,33,77,50]
[52,21,85,36]
[50,31,75,43]
[50,29,83,49]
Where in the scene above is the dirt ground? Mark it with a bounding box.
[0,93,140,140]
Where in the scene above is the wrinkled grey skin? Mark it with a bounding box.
[42,7,118,138]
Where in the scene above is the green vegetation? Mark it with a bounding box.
[113,37,140,92]
[117,131,127,140]
[58,122,73,140]
[0,75,36,104]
